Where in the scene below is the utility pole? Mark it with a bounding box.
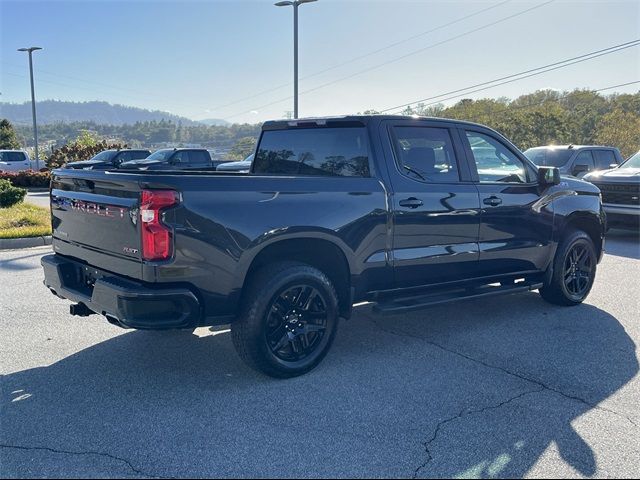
[274,0,317,119]
[18,47,43,170]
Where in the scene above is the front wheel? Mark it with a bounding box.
[231,262,339,378]
[539,230,597,306]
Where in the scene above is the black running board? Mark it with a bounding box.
[373,281,544,315]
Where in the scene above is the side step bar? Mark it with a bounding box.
[373,281,544,315]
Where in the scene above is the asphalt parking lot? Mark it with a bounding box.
[1,230,638,478]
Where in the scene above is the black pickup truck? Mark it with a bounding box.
[42,116,605,377]
[119,148,223,171]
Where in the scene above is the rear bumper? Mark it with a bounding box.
[42,254,201,329]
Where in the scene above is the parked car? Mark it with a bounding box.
[216,154,254,173]
[524,145,624,178]
[42,115,605,378]
[120,148,218,171]
[0,150,31,172]
[584,150,640,230]
[64,149,151,170]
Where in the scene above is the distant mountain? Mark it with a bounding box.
[198,118,231,127]
[0,100,198,126]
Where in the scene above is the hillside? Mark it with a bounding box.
[0,100,198,126]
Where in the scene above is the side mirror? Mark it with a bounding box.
[538,166,560,186]
[572,164,589,177]
[609,163,619,169]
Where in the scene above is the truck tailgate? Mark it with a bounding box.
[50,172,143,278]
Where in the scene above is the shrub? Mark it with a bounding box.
[0,171,51,188]
[47,139,128,169]
[0,179,27,208]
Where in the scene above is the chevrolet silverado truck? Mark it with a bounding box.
[584,150,640,230]
[42,116,605,378]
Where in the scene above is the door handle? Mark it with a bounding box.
[483,196,503,206]
[399,197,423,209]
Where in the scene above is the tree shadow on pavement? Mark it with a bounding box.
[1,293,637,478]
[0,251,48,271]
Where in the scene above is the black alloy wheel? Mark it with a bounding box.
[563,243,594,300]
[266,285,328,362]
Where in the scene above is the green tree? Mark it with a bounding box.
[595,109,640,158]
[0,119,21,149]
[75,130,100,147]
[228,136,257,160]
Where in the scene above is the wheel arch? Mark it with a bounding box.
[560,211,605,260]
[238,235,354,319]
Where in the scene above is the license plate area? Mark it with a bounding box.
[59,262,105,298]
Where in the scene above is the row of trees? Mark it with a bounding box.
[368,89,639,157]
[12,119,261,149]
[4,88,640,160]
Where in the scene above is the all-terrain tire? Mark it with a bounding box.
[231,261,339,378]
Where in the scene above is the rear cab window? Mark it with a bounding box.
[252,127,370,177]
[0,151,27,162]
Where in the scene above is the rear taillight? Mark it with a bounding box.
[140,190,179,261]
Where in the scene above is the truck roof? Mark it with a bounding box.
[526,145,620,151]
[262,115,489,130]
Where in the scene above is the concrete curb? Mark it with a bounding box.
[0,236,52,250]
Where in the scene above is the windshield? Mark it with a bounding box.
[144,150,173,162]
[89,150,116,162]
[621,151,640,169]
[524,148,574,167]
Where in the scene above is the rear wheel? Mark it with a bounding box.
[231,262,339,378]
[540,230,597,306]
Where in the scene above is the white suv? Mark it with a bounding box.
[0,150,32,172]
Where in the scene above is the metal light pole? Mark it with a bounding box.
[18,47,42,170]
[275,0,317,119]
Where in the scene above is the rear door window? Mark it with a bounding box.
[115,151,132,163]
[593,150,617,169]
[189,151,209,165]
[130,151,150,160]
[171,151,190,165]
[253,127,370,177]
[573,150,595,170]
[390,126,460,183]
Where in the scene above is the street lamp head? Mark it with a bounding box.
[18,47,43,53]
[274,1,293,6]
[297,0,318,4]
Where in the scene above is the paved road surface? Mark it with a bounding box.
[1,230,638,478]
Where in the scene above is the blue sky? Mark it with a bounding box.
[1,0,639,124]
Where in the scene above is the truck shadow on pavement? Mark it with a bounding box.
[1,293,637,478]
[604,228,640,260]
